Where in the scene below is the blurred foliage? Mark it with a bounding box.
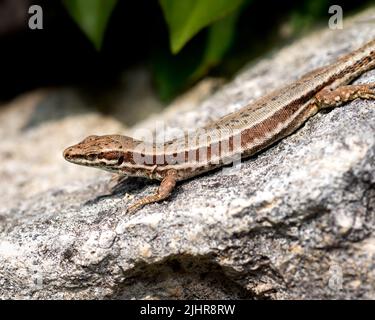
[61,0,371,100]
[290,0,330,33]
[63,0,118,50]
[159,0,244,54]
[190,10,241,81]
[152,6,243,100]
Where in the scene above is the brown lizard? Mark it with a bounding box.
[64,39,375,213]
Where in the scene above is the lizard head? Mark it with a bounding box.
[63,134,139,173]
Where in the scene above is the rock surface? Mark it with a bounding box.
[1,9,375,299]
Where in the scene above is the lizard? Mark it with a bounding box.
[63,39,375,213]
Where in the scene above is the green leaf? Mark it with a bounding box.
[290,0,330,34]
[63,0,117,50]
[190,9,240,81]
[159,0,244,54]
[152,40,205,101]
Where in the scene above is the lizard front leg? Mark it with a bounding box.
[109,173,128,186]
[315,83,375,109]
[126,169,178,213]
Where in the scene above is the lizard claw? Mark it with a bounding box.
[125,201,143,215]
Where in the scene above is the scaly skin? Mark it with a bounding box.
[64,39,375,213]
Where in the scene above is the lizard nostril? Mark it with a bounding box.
[63,149,70,158]
[63,147,75,159]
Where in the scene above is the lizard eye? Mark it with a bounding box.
[117,156,124,165]
[87,154,96,161]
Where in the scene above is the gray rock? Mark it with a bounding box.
[0,9,375,299]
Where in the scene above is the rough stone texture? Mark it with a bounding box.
[1,9,375,299]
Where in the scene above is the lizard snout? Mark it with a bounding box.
[63,146,76,160]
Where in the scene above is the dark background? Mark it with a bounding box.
[0,0,370,102]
